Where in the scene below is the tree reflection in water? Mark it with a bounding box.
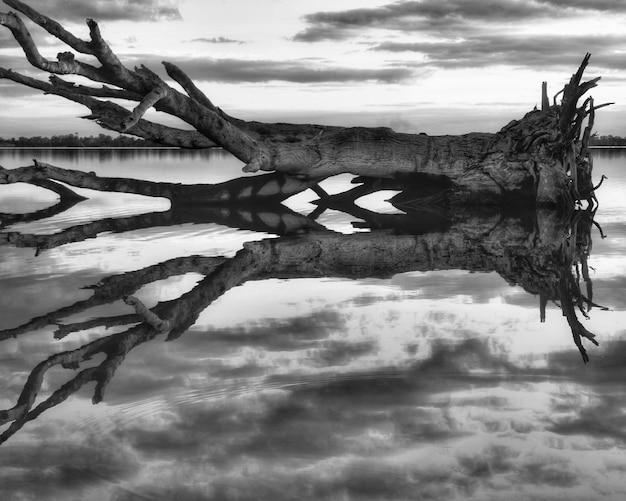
[0,176,608,446]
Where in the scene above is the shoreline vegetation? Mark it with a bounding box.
[0,133,625,149]
[0,134,162,148]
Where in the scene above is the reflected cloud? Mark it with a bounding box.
[194,311,343,352]
[0,166,622,500]
[88,334,626,500]
[0,435,140,501]
[0,197,609,448]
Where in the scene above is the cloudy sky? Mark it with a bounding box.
[0,0,625,138]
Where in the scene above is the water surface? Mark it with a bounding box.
[1,148,625,500]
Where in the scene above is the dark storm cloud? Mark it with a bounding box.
[0,51,413,87]
[294,1,626,72]
[544,339,626,445]
[197,310,341,353]
[547,392,626,443]
[110,336,595,500]
[133,54,414,83]
[372,34,626,71]
[548,338,626,385]
[177,57,413,83]
[0,437,140,500]
[188,36,245,45]
[536,0,626,11]
[293,0,559,42]
[97,310,345,405]
[3,0,182,23]
[4,302,620,499]
[112,339,506,488]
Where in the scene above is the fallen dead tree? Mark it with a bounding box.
[0,0,610,206]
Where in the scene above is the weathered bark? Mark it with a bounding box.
[0,0,610,207]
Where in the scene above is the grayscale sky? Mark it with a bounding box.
[0,0,625,138]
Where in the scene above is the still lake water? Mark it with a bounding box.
[0,147,626,500]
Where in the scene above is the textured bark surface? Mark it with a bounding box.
[0,0,609,207]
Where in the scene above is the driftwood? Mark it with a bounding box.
[0,0,610,207]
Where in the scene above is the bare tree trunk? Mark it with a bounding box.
[0,0,610,207]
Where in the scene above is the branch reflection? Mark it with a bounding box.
[0,183,608,445]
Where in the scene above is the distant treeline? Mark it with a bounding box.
[589,135,626,146]
[0,133,164,148]
[0,132,625,148]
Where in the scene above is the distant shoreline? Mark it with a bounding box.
[1,131,625,149]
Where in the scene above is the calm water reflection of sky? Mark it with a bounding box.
[1,148,626,500]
